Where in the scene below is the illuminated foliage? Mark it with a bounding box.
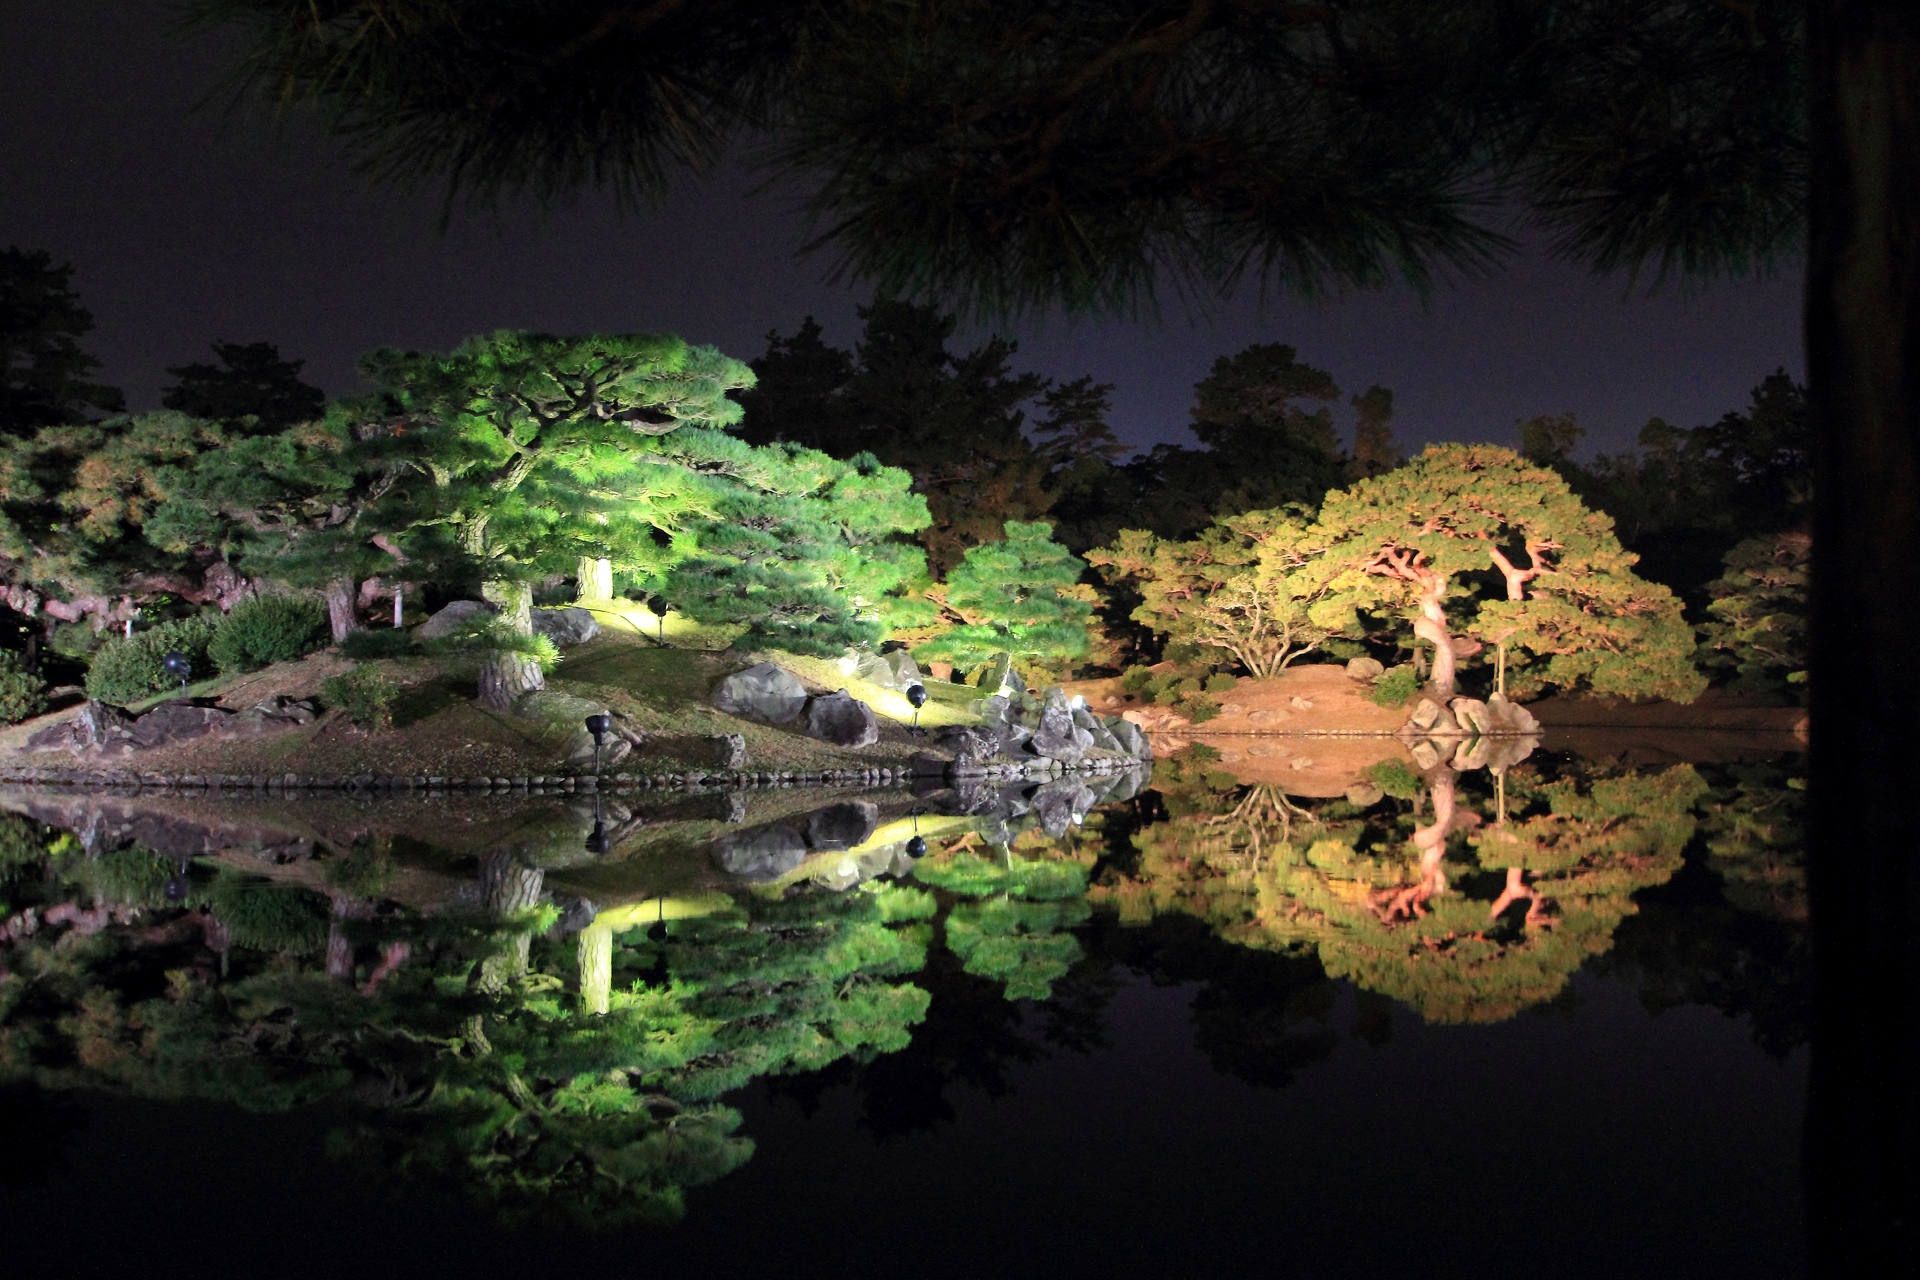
[914,520,1092,674]
[1308,444,1705,701]
[1698,531,1809,696]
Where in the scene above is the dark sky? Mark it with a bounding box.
[4,0,1803,457]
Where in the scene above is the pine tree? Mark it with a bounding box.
[662,446,932,655]
[342,331,756,706]
[1308,444,1705,702]
[1699,530,1810,697]
[0,247,123,439]
[161,340,327,434]
[915,520,1092,674]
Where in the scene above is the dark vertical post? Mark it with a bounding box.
[1805,1,1920,1270]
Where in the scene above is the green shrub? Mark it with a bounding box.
[322,664,398,729]
[206,870,330,952]
[341,628,413,660]
[0,651,47,725]
[1119,665,1156,694]
[1184,696,1222,723]
[1367,665,1421,708]
[46,622,104,659]
[209,594,329,674]
[1203,673,1238,694]
[1368,757,1423,800]
[84,614,221,705]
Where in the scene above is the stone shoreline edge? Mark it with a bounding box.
[0,752,1144,796]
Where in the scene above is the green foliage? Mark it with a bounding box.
[912,849,1091,1000]
[1367,757,1423,800]
[340,628,413,660]
[0,814,50,877]
[1698,531,1809,696]
[321,664,399,730]
[63,846,179,910]
[83,613,220,705]
[1309,444,1706,702]
[664,446,933,655]
[1090,508,1349,677]
[208,594,329,674]
[1368,665,1420,708]
[205,871,331,953]
[0,649,47,724]
[1204,673,1239,694]
[323,844,396,899]
[915,520,1092,672]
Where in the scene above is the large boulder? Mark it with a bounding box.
[415,599,495,640]
[803,691,880,747]
[854,648,922,691]
[712,825,808,882]
[532,606,600,647]
[1031,779,1097,838]
[513,690,632,767]
[1028,688,1087,765]
[1106,716,1153,760]
[803,800,880,851]
[25,697,317,758]
[711,663,810,725]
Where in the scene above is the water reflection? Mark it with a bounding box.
[0,739,1806,1227]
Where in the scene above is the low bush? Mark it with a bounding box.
[1367,665,1421,709]
[84,614,221,705]
[322,664,398,730]
[209,594,329,674]
[341,628,413,660]
[1203,673,1239,694]
[0,651,48,725]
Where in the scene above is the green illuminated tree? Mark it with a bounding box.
[662,446,933,654]
[911,847,1091,1002]
[341,331,756,706]
[1698,530,1809,697]
[1089,507,1348,678]
[1308,444,1705,702]
[914,520,1092,675]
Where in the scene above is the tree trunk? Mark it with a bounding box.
[1411,598,1457,699]
[578,920,613,1016]
[576,556,613,602]
[324,575,360,643]
[477,850,545,994]
[477,578,544,709]
[1805,5,1920,1272]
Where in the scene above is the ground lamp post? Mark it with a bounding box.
[585,793,609,854]
[585,712,612,774]
[162,650,191,697]
[907,682,928,735]
[648,596,669,646]
[906,809,927,859]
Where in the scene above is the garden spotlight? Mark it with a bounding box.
[906,682,928,735]
[162,650,191,697]
[585,713,612,774]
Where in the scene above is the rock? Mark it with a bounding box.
[1031,779,1096,838]
[1449,697,1491,737]
[1106,766,1153,802]
[802,691,880,747]
[1028,688,1085,765]
[1407,697,1445,731]
[27,697,317,758]
[1106,716,1153,760]
[532,606,601,647]
[705,733,749,771]
[414,599,495,640]
[1288,696,1315,711]
[854,648,922,691]
[712,662,810,725]
[1485,693,1540,736]
[712,824,809,882]
[910,751,954,777]
[1084,718,1125,754]
[802,800,880,851]
[1345,782,1385,806]
[939,724,1004,767]
[1409,739,1444,769]
[1452,736,1493,772]
[1346,656,1386,681]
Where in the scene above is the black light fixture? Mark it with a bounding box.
[585,713,612,773]
[905,835,928,859]
[906,682,928,735]
[164,856,191,903]
[162,650,191,697]
[649,595,669,645]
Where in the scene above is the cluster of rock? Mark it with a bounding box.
[1398,692,1542,770]
[923,686,1151,780]
[712,662,881,747]
[712,799,883,882]
[24,697,319,758]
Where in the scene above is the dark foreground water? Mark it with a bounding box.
[0,741,1808,1279]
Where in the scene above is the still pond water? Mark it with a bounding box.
[0,735,1807,1279]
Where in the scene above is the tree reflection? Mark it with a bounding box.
[1092,748,1711,1024]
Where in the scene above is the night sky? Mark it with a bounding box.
[5,0,1803,456]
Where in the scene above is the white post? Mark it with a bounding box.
[393,586,404,628]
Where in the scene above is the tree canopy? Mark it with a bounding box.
[0,247,123,439]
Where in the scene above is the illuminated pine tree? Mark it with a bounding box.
[915,519,1092,675]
